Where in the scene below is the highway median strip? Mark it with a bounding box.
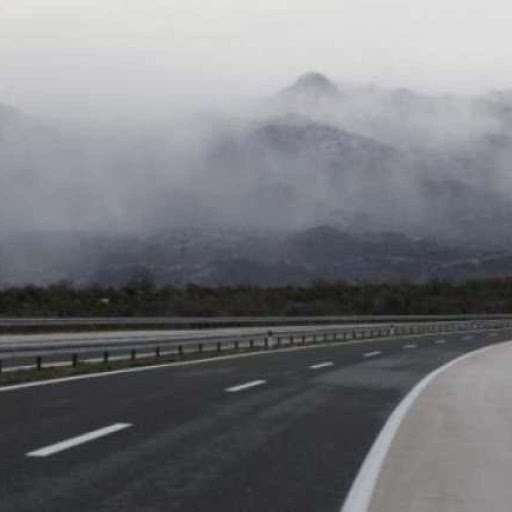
[1,324,509,389]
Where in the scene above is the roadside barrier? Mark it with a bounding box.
[1,319,511,374]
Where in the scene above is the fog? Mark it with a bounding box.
[2,1,512,285]
[4,0,512,116]
[2,75,510,236]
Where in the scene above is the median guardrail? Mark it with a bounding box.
[2,314,512,334]
[1,318,510,373]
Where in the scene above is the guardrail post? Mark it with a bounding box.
[250,339,254,349]
[264,337,269,349]
[217,342,222,352]
[36,356,42,371]
[234,341,239,351]
[72,353,78,367]
[313,334,316,343]
[334,332,337,341]
[103,351,109,364]
[290,335,294,345]
[131,349,136,361]
[302,335,305,345]
[178,345,183,356]
[277,336,281,347]
[198,343,203,354]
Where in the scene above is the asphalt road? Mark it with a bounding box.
[0,327,509,512]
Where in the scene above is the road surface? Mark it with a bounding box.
[0,327,509,511]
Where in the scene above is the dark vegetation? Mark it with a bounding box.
[2,277,512,317]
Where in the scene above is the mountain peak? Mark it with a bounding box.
[276,72,340,105]
[296,72,332,86]
[289,72,339,95]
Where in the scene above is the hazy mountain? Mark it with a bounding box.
[3,73,512,285]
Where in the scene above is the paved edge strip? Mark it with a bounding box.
[0,328,503,393]
[26,423,133,457]
[339,339,511,512]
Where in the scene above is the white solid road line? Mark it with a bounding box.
[225,380,267,393]
[363,351,381,358]
[26,423,133,458]
[403,344,418,350]
[310,361,334,370]
[434,339,446,344]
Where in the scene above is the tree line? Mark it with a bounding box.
[2,277,512,317]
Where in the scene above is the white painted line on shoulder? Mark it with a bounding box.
[226,380,266,393]
[363,351,381,358]
[434,339,446,344]
[310,361,334,370]
[403,344,418,350]
[26,423,132,458]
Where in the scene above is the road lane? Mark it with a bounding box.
[0,329,510,512]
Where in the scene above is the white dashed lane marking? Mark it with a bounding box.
[310,361,334,370]
[363,351,381,358]
[403,344,418,350]
[226,380,267,393]
[26,423,133,457]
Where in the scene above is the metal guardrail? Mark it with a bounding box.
[2,314,512,333]
[1,318,511,373]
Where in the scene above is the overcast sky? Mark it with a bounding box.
[2,0,512,115]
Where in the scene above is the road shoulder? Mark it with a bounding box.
[368,339,512,512]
